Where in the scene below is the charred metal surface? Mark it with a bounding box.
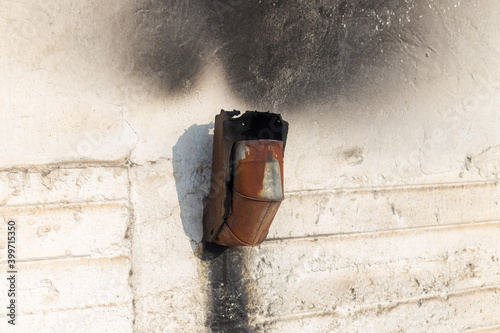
[203,110,288,246]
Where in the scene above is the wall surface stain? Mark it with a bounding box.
[203,245,253,332]
[127,0,433,110]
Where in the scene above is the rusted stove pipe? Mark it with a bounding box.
[203,110,288,247]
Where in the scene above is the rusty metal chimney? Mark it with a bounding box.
[203,110,289,247]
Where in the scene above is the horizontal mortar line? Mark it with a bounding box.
[0,199,129,210]
[134,288,198,301]
[265,219,500,243]
[21,300,133,316]
[0,158,129,172]
[255,284,500,325]
[462,324,500,333]
[284,179,499,196]
[0,254,130,266]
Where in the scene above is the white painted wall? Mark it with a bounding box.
[1,1,499,332]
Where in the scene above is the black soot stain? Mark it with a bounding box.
[129,0,212,93]
[203,244,252,332]
[128,0,426,110]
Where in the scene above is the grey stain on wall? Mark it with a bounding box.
[130,0,212,94]
[128,0,428,110]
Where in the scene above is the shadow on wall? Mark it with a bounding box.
[172,123,214,255]
[172,122,252,331]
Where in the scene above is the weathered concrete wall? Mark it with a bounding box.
[1,0,500,332]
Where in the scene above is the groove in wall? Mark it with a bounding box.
[285,179,500,196]
[265,219,500,243]
[0,200,129,210]
[0,158,129,172]
[2,255,130,266]
[462,324,500,333]
[254,284,500,325]
[20,301,132,316]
